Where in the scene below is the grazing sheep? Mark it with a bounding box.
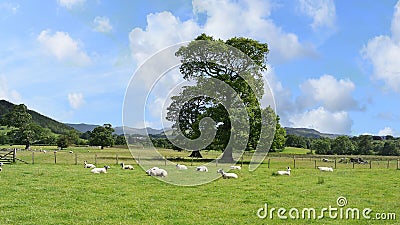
[196,166,208,172]
[317,166,334,172]
[275,167,291,176]
[69,151,74,154]
[322,158,333,162]
[217,169,238,179]
[84,160,96,169]
[120,162,134,170]
[43,150,47,153]
[176,164,188,170]
[230,165,241,170]
[91,165,110,174]
[146,167,167,177]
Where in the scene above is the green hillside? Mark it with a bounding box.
[0,100,76,134]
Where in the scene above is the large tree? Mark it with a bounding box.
[1,104,44,149]
[167,34,278,161]
[89,124,115,149]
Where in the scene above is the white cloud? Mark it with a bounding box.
[58,0,85,9]
[129,0,315,66]
[298,0,336,30]
[0,2,19,14]
[37,30,91,66]
[0,75,22,103]
[361,1,400,92]
[378,127,394,136]
[68,93,85,109]
[289,107,352,134]
[93,16,113,33]
[297,74,359,111]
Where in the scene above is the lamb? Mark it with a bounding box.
[317,166,334,172]
[90,165,110,174]
[146,167,168,177]
[84,160,96,168]
[196,166,208,172]
[176,164,188,170]
[230,165,241,170]
[217,169,238,179]
[120,162,134,170]
[276,167,291,176]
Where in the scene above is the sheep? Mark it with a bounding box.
[317,166,334,172]
[146,167,167,177]
[0,167,2,172]
[84,160,96,169]
[275,167,291,176]
[322,158,333,162]
[0,162,3,167]
[43,150,47,153]
[90,165,110,174]
[120,162,134,170]
[196,166,208,172]
[176,164,188,170]
[69,151,74,154]
[217,169,238,179]
[230,165,241,170]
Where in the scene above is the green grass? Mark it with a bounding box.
[0,147,399,224]
[280,147,311,154]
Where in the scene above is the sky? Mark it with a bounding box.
[1,0,400,136]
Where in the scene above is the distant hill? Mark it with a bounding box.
[0,100,76,134]
[66,123,99,133]
[284,127,340,139]
[67,123,166,136]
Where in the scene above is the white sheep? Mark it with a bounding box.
[147,167,167,177]
[69,151,74,154]
[43,150,47,153]
[120,162,134,170]
[176,164,188,170]
[217,169,238,179]
[230,165,241,170]
[84,160,96,169]
[91,165,110,174]
[0,162,3,167]
[276,167,291,176]
[317,166,334,172]
[196,166,208,172]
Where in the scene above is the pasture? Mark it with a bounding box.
[0,146,399,224]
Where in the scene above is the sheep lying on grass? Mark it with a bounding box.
[84,160,96,169]
[196,166,208,172]
[217,169,238,179]
[317,166,334,172]
[146,167,167,177]
[69,151,73,154]
[91,165,110,174]
[273,167,291,176]
[120,162,134,170]
[230,165,241,170]
[176,164,188,170]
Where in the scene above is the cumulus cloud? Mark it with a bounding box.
[37,30,91,66]
[58,0,85,9]
[0,75,22,103]
[68,93,85,109]
[93,16,113,33]
[289,107,352,134]
[129,0,315,65]
[361,1,400,92]
[378,127,394,136]
[296,74,359,111]
[298,0,336,30]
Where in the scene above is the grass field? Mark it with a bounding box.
[0,146,399,224]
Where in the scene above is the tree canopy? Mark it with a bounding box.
[89,124,115,149]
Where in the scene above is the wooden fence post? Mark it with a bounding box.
[387,160,390,169]
[75,153,78,165]
[352,161,354,169]
[293,158,296,169]
[32,151,34,164]
[164,158,167,166]
[216,159,218,167]
[116,154,119,165]
[314,160,317,169]
[54,151,57,164]
[95,154,97,165]
[397,159,399,170]
[191,157,193,166]
[334,159,337,169]
[370,161,372,169]
[13,148,16,163]
[268,158,270,169]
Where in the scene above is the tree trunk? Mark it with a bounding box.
[101,146,104,149]
[25,143,30,150]
[220,146,234,162]
[189,150,203,158]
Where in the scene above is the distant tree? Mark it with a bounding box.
[89,124,115,149]
[380,141,399,156]
[270,116,286,151]
[80,131,91,140]
[331,136,355,155]
[57,130,79,149]
[1,104,45,149]
[356,135,373,155]
[114,134,126,146]
[285,134,307,148]
[312,138,332,155]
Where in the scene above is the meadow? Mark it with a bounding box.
[0,146,399,224]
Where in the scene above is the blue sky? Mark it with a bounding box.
[1,0,400,136]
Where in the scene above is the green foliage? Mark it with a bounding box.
[285,134,307,148]
[89,124,115,149]
[331,136,355,155]
[270,116,286,151]
[57,130,80,149]
[380,141,400,156]
[311,138,332,154]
